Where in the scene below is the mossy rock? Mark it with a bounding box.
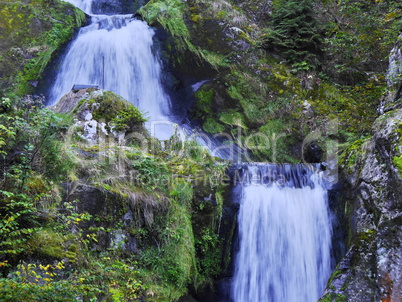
[318,292,347,302]
[85,91,147,131]
[339,138,369,172]
[202,117,226,134]
[28,228,79,263]
[54,89,147,133]
[0,0,86,96]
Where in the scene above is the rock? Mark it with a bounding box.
[64,183,125,226]
[303,141,323,163]
[378,34,402,114]
[322,108,402,301]
[63,183,140,252]
[386,35,402,87]
[52,88,147,144]
[51,88,99,114]
[178,295,198,302]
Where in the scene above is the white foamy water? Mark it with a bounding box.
[50,1,174,139]
[232,165,332,302]
[65,0,93,14]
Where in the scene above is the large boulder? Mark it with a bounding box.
[320,109,402,302]
[52,88,148,144]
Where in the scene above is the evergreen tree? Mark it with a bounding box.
[263,0,324,68]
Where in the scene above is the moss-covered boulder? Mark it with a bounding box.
[52,88,147,143]
[0,0,86,97]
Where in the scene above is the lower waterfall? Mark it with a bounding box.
[231,164,333,302]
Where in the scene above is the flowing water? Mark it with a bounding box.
[49,0,173,139]
[49,0,246,153]
[231,164,333,302]
[50,1,333,300]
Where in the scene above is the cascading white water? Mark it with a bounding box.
[49,0,248,154]
[232,165,332,302]
[65,0,93,13]
[51,3,331,299]
[49,0,173,139]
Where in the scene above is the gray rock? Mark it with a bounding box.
[321,109,402,301]
[379,35,402,114]
[387,35,402,87]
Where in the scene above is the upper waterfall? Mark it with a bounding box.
[49,0,173,139]
[65,0,93,14]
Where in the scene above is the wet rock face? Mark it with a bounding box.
[90,0,148,14]
[379,34,402,114]
[303,141,323,163]
[377,217,402,302]
[320,109,402,301]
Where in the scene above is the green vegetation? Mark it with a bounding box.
[0,0,86,97]
[139,0,402,162]
[0,90,229,301]
[2,0,402,299]
[393,155,402,176]
[339,138,368,172]
[319,292,347,302]
[324,0,402,81]
[84,91,147,132]
[0,96,74,267]
[262,0,325,68]
[139,0,204,61]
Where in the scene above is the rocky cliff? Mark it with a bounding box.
[320,63,402,301]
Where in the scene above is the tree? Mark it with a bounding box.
[261,0,324,68]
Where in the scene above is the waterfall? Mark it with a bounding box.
[231,164,333,302]
[49,0,173,139]
[48,0,248,154]
[64,0,93,13]
[49,1,333,299]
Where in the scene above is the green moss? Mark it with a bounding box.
[319,292,347,302]
[0,0,86,96]
[246,119,297,163]
[139,201,197,300]
[202,117,226,134]
[190,13,202,23]
[339,138,368,171]
[90,91,130,121]
[194,87,214,116]
[393,155,402,176]
[353,229,377,254]
[29,229,74,261]
[111,106,147,131]
[76,91,146,131]
[200,49,232,69]
[170,178,193,205]
[139,0,198,54]
[219,110,248,129]
[326,266,344,288]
